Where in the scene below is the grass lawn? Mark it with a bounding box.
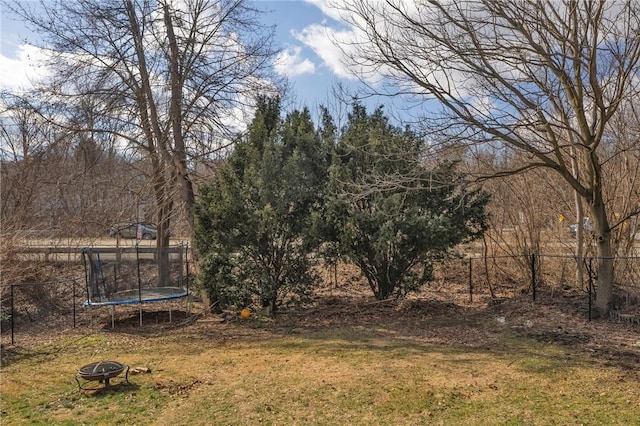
[2,306,639,426]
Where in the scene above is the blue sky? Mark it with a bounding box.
[0,0,402,121]
[258,0,356,109]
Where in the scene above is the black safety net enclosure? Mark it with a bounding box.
[81,245,189,306]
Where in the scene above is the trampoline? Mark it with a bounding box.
[85,287,189,306]
[81,245,189,325]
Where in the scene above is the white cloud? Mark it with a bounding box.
[274,46,316,77]
[292,23,359,81]
[297,1,401,86]
[303,0,345,22]
[298,1,465,94]
[0,44,50,92]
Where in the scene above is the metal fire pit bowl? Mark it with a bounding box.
[76,360,129,391]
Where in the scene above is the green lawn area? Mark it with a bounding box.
[1,317,639,425]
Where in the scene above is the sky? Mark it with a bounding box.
[260,0,354,103]
[0,0,408,123]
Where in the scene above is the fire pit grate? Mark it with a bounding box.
[76,360,129,391]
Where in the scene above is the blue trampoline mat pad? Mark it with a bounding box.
[84,287,189,306]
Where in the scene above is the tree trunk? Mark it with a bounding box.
[590,198,614,318]
[574,196,585,287]
[163,3,196,236]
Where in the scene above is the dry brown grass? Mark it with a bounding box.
[2,258,640,424]
[2,282,640,425]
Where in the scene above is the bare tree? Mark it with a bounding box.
[334,0,640,316]
[1,90,147,239]
[6,0,281,246]
[0,93,50,232]
[604,100,640,255]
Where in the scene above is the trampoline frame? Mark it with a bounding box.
[82,287,189,307]
[81,244,190,326]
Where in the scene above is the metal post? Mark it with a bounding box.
[185,243,191,314]
[468,258,473,302]
[73,279,76,328]
[136,243,142,302]
[588,258,593,322]
[530,254,536,301]
[11,283,15,345]
[136,242,142,326]
[82,250,90,304]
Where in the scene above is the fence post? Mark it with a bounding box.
[468,257,473,302]
[11,283,15,345]
[530,253,536,301]
[185,242,189,295]
[72,279,76,328]
[588,257,593,322]
[136,243,142,326]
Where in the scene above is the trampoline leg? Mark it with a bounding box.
[169,307,172,323]
[111,305,115,329]
[139,305,143,327]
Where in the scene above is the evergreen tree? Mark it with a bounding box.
[328,103,489,300]
[194,97,328,313]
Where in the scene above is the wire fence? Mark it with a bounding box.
[1,245,193,345]
[2,252,639,345]
[3,280,80,345]
[439,253,640,318]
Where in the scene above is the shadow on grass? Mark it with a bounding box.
[0,342,68,368]
[6,296,638,375]
[78,381,140,397]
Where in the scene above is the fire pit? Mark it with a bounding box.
[76,360,129,391]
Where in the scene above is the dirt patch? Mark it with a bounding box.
[181,283,640,372]
[3,274,639,372]
[154,379,204,396]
